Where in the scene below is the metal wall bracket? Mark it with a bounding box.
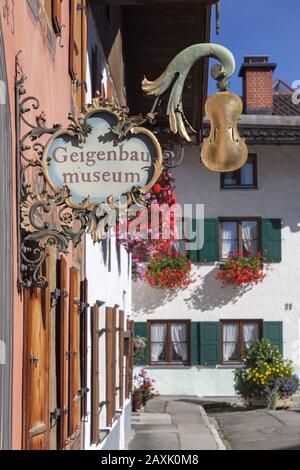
[97,328,107,337]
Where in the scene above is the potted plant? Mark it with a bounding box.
[234,338,299,409]
[217,250,267,287]
[132,368,159,412]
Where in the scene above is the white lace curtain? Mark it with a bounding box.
[221,222,238,258]
[171,324,187,361]
[241,221,257,253]
[243,323,259,346]
[150,324,167,361]
[223,323,239,361]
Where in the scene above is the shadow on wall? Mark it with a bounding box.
[132,265,252,315]
[184,265,252,312]
[132,280,179,315]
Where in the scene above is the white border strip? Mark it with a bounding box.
[198,405,226,450]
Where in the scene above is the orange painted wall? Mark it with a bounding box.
[1,0,79,449]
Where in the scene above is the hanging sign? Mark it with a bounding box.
[42,97,163,205]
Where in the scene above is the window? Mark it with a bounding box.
[149,321,190,365]
[220,218,260,259]
[221,154,257,188]
[221,320,262,363]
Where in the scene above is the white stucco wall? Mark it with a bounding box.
[84,234,132,450]
[132,143,300,396]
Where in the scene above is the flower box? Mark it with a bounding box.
[245,395,293,409]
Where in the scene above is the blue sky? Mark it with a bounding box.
[208,0,300,95]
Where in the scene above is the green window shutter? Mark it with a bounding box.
[263,321,283,355]
[188,219,219,262]
[262,219,282,262]
[191,322,200,365]
[200,322,221,365]
[134,322,148,365]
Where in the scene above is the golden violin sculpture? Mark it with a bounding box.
[201,91,247,172]
[142,43,248,173]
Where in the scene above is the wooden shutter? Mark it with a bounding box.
[263,321,283,355]
[262,219,282,262]
[119,311,125,409]
[69,0,77,81]
[91,304,100,444]
[106,307,114,426]
[112,309,117,416]
[128,320,134,396]
[188,219,219,262]
[68,268,81,438]
[125,319,130,399]
[200,322,221,365]
[47,247,58,451]
[80,279,88,418]
[69,0,87,109]
[23,259,50,450]
[191,322,200,365]
[81,0,87,107]
[52,0,62,35]
[134,322,148,365]
[56,256,69,449]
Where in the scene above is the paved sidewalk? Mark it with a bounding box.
[128,396,220,450]
[204,396,300,450]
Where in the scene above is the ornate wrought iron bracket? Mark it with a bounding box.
[15,54,170,290]
[16,42,236,290]
[15,53,127,290]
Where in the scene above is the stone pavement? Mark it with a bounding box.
[204,396,300,450]
[128,396,221,450]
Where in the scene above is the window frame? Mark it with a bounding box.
[219,217,261,260]
[148,320,191,366]
[221,319,263,364]
[221,154,258,189]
